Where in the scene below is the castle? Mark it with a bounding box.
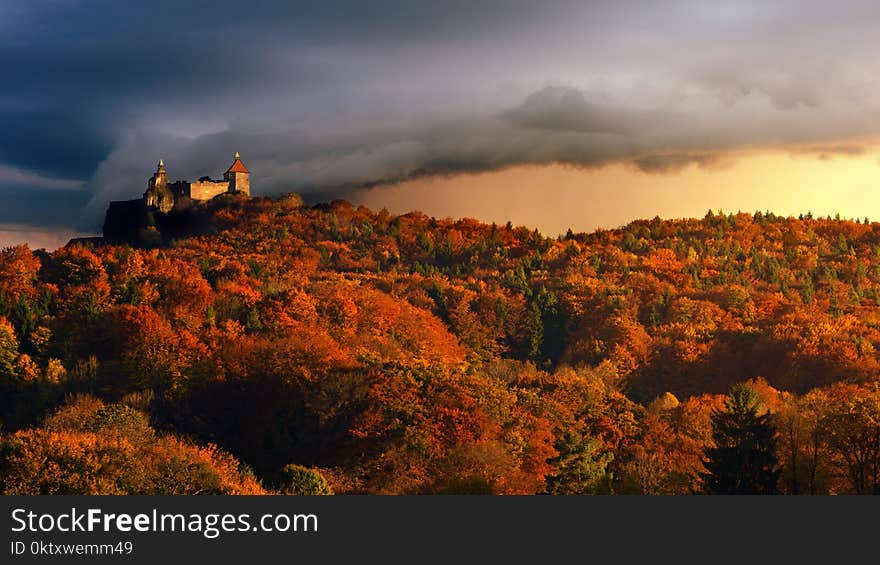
[144,152,250,212]
[101,152,252,244]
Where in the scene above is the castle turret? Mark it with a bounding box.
[224,151,250,196]
[144,159,174,213]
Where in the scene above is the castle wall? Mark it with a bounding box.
[229,172,250,196]
[170,181,189,199]
[189,180,230,200]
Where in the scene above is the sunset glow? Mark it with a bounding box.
[358,143,880,235]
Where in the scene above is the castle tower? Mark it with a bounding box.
[224,151,250,196]
[144,159,174,213]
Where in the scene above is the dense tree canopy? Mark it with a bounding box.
[0,195,879,493]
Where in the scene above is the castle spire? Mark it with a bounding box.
[159,159,164,167]
[226,152,249,174]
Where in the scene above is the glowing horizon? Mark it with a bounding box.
[354,142,880,237]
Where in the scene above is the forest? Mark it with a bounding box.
[0,192,878,495]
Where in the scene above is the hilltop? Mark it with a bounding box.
[84,194,880,397]
[2,194,880,494]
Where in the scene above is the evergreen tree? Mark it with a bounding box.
[528,286,565,364]
[545,432,614,495]
[0,317,19,378]
[278,464,333,495]
[702,383,780,494]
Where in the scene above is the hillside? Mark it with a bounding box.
[1,195,879,494]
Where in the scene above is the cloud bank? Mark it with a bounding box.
[4,1,880,231]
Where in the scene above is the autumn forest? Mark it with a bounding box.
[1,193,879,495]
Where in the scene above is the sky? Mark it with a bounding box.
[5,1,880,247]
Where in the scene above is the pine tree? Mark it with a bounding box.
[0,317,19,378]
[702,383,780,494]
[545,432,614,495]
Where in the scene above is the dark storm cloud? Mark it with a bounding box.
[0,187,91,228]
[793,144,868,161]
[5,0,880,231]
[631,153,728,175]
[504,86,665,135]
[0,110,113,179]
